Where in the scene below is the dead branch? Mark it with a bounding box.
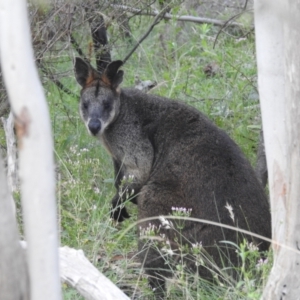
[20,242,130,300]
[70,34,88,61]
[110,4,245,29]
[60,246,130,300]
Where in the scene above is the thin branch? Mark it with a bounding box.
[110,4,245,28]
[213,8,252,49]
[39,63,78,99]
[223,57,258,93]
[50,78,78,99]
[243,0,249,10]
[122,6,170,65]
[70,34,87,60]
[124,0,156,21]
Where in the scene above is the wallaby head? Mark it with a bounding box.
[74,57,123,136]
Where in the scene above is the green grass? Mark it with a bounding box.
[0,9,271,300]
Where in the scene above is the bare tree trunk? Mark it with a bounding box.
[0,1,61,299]
[0,152,29,300]
[254,0,300,298]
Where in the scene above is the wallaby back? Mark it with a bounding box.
[74,58,271,299]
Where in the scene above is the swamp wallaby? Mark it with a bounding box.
[74,57,271,298]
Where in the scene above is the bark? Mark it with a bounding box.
[1,112,18,193]
[0,1,61,299]
[255,129,268,189]
[0,65,10,117]
[254,0,300,298]
[0,152,29,300]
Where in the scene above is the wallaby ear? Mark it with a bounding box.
[74,57,99,87]
[102,60,124,89]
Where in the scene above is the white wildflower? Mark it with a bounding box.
[225,202,235,223]
[192,241,203,250]
[247,241,259,252]
[162,247,174,256]
[70,145,78,154]
[160,233,166,240]
[171,206,192,216]
[158,216,172,229]
[93,187,100,194]
[139,223,158,237]
[256,258,268,268]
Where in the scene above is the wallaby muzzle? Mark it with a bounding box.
[88,118,101,135]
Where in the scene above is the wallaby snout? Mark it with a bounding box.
[88,119,101,135]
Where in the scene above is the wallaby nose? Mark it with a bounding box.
[88,119,101,135]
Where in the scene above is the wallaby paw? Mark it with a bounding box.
[110,204,130,222]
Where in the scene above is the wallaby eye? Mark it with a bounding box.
[82,102,89,110]
[103,100,111,110]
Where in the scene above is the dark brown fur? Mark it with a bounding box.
[74,58,271,298]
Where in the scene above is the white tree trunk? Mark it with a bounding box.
[0,153,29,300]
[254,0,300,298]
[0,1,61,299]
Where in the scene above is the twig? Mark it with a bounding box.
[39,63,78,99]
[213,7,252,49]
[125,0,156,21]
[243,0,249,10]
[122,6,170,65]
[223,57,258,93]
[51,78,78,99]
[70,34,87,60]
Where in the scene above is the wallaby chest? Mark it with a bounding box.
[102,110,154,184]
